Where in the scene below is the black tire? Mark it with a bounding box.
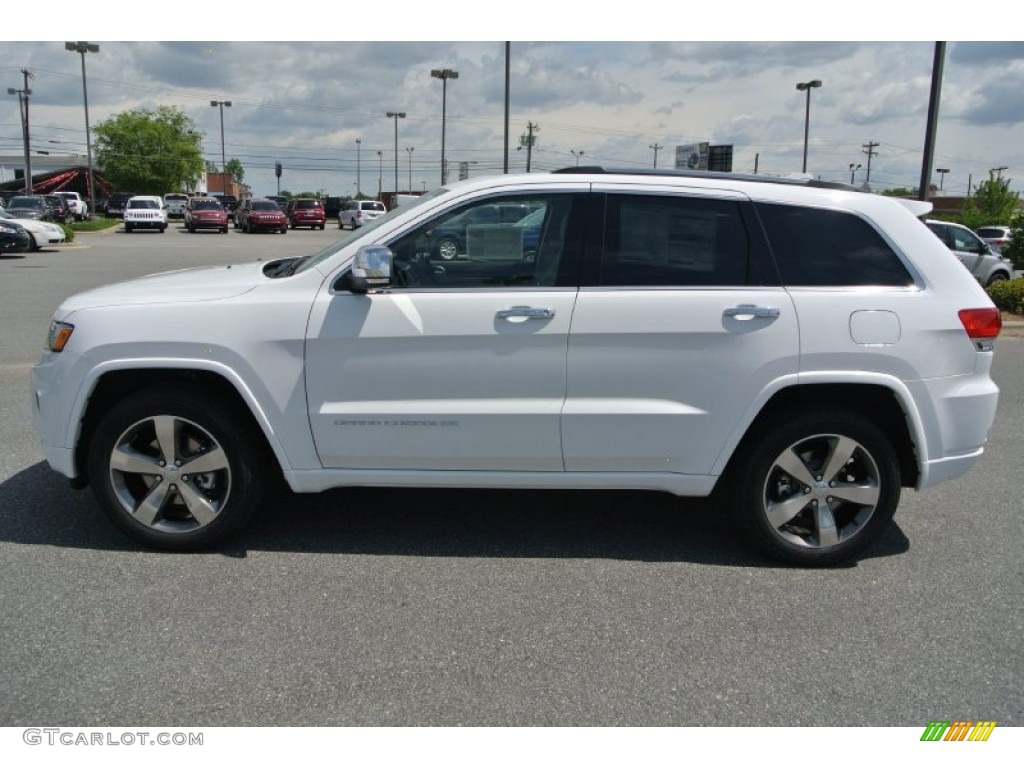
[319,223,325,230]
[987,272,1010,286]
[28,233,40,252]
[280,227,287,234]
[125,224,133,233]
[188,223,195,233]
[730,408,900,566]
[221,227,228,234]
[86,388,268,550]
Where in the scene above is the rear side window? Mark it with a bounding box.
[757,203,913,287]
[598,194,751,287]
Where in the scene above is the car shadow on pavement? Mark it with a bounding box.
[0,462,910,567]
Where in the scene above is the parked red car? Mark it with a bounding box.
[185,197,229,233]
[285,198,326,230]
[236,198,288,234]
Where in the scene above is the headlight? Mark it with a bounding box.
[0,223,19,234]
[47,321,74,352]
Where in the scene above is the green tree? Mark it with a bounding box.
[94,106,205,194]
[1000,211,1024,269]
[225,158,245,184]
[960,175,1020,230]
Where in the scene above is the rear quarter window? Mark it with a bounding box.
[756,203,913,287]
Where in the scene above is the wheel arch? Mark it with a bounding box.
[715,382,920,490]
[72,365,288,488]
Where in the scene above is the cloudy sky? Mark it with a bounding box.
[3,6,1022,199]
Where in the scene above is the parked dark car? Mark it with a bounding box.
[184,197,229,233]
[323,196,344,221]
[215,194,240,223]
[105,192,135,218]
[285,198,326,230]
[236,198,288,233]
[428,202,540,260]
[5,196,57,222]
[43,194,73,225]
[266,195,288,210]
[0,218,31,255]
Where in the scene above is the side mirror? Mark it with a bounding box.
[343,245,393,294]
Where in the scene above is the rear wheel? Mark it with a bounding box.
[987,272,1010,286]
[731,408,900,566]
[87,389,267,550]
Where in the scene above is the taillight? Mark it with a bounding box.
[959,308,1002,340]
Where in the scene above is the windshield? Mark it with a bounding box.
[128,199,159,209]
[290,187,445,275]
[252,201,279,211]
[9,197,41,209]
[193,200,223,211]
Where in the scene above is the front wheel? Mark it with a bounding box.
[437,237,459,261]
[87,389,267,550]
[731,409,900,566]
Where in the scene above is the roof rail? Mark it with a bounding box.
[551,166,860,192]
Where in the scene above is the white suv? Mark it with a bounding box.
[123,195,168,233]
[31,169,1002,565]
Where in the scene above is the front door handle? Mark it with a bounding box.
[723,304,780,319]
[496,307,556,320]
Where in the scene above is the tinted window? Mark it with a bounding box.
[949,226,984,253]
[976,227,1007,239]
[252,201,279,211]
[193,200,223,211]
[385,195,577,289]
[598,194,750,287]
[757,204,913,287]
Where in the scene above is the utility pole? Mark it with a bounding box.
[918,42,946,202]
[518,122,538,173]
[990,166,1008,179]
[754,153,759,174]
[861,140,879,186]
[649,142,663,168]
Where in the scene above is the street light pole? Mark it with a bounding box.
[406,147,414,194]
[431,68,458,186]
[571,149,585,167]
[386,111,406,200]
[377,150,383,200]
[936,167,950,190]
[65,42,99,216]
[355,138,362,197]
[210,100,232,191]
[796,79,822,174]
[849,163,862,185]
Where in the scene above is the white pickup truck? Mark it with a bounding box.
[54,191,88,221]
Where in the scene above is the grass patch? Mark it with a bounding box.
[71,217,121,233]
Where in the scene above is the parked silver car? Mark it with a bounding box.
[926,219,1012,285]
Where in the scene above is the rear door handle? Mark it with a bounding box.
[723,304,780,319]
[496,307,555,320]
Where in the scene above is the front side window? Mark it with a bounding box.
[757,203,913,287]
[598,194,751,287]
[950,226,984,253]
[385,195,577,289]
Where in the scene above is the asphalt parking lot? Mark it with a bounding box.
[1,224,1021,726]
